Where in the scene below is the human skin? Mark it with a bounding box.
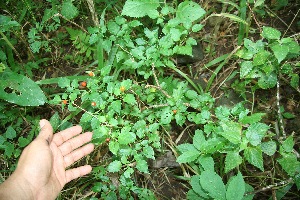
[0,119,94,200]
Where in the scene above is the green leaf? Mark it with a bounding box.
[200,171,226,200]
[107,160,122,172]
[240,113,265,124]
[270,43,289,63]
[225,152,243,173]
[136,159,149,173]
[198,155,214,172]
[262,26,281,40]
[5,126,16,139]
[143,146,155,159]
[220,121,242,144]
[290,73,299,90]
[260,141,277,156]
[49,112,60,131]
[118,128,136,145]
[190,175,210,199]
[193,129,206,151]
[240,61,254,78]
[244,147,264,171]
[109,141,119,155]
[185,90,198,99]
[245,123,269,146]
[121,0,159,18]
[176,1,206,28]
[226,172,245,200]
[192,24,204,32]
[61,0,79,20]
[258,72,277,89]
[160,107,173,125]
[0,72,47,106]
[278,153,300,176]
[176,149,200,163]
[253,50,271,66]
[282,136,294,153]
[123,94,136,105]
[18,137,30,147]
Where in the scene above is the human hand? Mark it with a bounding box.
[0,119,94,200]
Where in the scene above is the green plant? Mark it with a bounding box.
[235,26,299,92]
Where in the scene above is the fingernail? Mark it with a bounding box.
[39,120,46,129]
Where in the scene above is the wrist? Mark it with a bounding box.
[0,171,34,200]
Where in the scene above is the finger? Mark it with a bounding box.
[52,125,82,146]
[36,119,53,145]
[64,143,94,168]
[65,165,92,183]
[59,132,93,156]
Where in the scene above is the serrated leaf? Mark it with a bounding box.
[253,50,270,66]
[176,150,200,163]
[225,152,243,173]
[260,141,277,156]
[262,26,281,40]
[107,160,122,172]
[136,159,148,173]
[258,72,277,89]
[220,121,242,144]
[245,123,269,146]
[123,94,136,105]
[190,175,210,199]
[193,129,206,151]
[61,0,79,20]
[270,43,289,63]
[176,1,206,28]
[118,130,136,145]
[278,153,300,176]
[240,113,265,124]
[170,28,182,42]
[143,146,155,159]
[240,61,254,78]
[282,136,294,153]
[198,155,214,172]
[185,90,198,99]
[244,147,264,171]
[200,171,226,200]
[109,141,119,155]
[121,0,159,18]
[160,107,172,125]
[226,172,245,200]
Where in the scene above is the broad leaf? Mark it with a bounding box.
[262,26,281,40]
[225,152,243,173]
[244,147,264,171]
[245,123,269,146]
[0,72,46,106]
[278,153,300,176]
[270,43,289,63]
[220,121,242,144]
[107,160,122,172]
[176,1,206,28]
[176,149,200,163]
[226,172,245,200]
[200,171,226,200]
[198,155,214,172]
[121,0,159,18]
[61,0,79,20]
[260,141,277,156]
[190,175,210,199]
[282,136,294,153]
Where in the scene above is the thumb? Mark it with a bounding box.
[37,119,53,144]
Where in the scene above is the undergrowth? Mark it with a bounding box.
[1,0,299,199]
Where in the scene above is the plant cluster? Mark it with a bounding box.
[1,0,300,199]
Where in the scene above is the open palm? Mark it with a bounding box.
[15,119,94,200]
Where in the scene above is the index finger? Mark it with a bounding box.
[52,125,82,146]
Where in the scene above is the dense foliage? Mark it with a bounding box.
[1,0,299,199]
